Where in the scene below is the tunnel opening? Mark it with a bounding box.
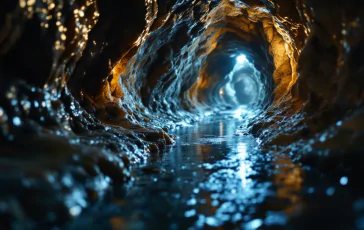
[188,28,277,117]
[217,54,266,108]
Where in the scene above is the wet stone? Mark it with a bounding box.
[11,112,364,229]
[141,166,161,174]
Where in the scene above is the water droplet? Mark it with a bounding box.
[205,216,221,227]
[172,193,180,199]
[69,206,82,217]
[244,219,263,230]
[184,209,196,218]
[13,117,22,126]
[62,176,73,187]
[196,215,205,228]
[319,134,326,142]
[232,213,242,223]
[264,212,287,226]
[340,176,348,185]
[211,193,219,199]
[211,200,219,207]
[326,187,335,196]
[187,198,197,206]
[308,187,315,194]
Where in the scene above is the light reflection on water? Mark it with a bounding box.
[68,109,362,230]
[130,108,302,229]
[233,105,257,120]
[237,142,250,188]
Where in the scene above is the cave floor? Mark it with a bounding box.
[67,109,363,230]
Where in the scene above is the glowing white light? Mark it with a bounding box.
[234,107,248,120]
[340,176,348,185]
[233,106,257,120]
[69,206,82,217]
[13,117,22,126]
[219,121,223,137]
[245,219,263,229]
[237,143,249,187]
[236,54,247,64]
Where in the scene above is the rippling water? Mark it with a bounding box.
[66,109,364,230]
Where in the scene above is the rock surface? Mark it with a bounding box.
[0,0,364,228]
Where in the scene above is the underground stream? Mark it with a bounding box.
[65,108,362,230]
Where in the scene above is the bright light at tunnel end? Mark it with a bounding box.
[236,54,248,64]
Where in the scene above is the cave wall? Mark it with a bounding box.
[1,0,364,227]
[250,0,364,164]
[294,0,364,110]
[0,0,302,148]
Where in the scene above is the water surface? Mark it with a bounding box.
[67,109,364,230]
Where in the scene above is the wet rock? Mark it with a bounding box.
[97,158,129,183]
[141,166,161,174]
[0,0,364,228]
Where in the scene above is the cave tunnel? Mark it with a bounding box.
[1,0,364,229]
